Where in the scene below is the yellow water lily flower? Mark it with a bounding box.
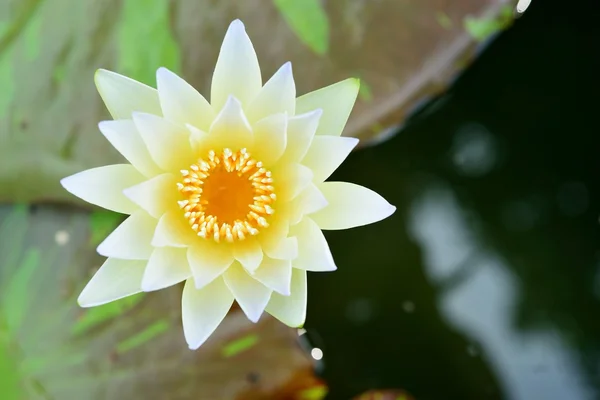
[61,20,395,349]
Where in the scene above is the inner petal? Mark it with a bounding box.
[178,148,276,243]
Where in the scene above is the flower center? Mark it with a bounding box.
[177,148,275,242]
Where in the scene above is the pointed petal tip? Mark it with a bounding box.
[247,311,263,324]
[187,341,201,351]
[229,19,245,30]
[386,204,397,218]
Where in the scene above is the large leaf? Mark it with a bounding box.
[0,205,317,399]
[0,0,518,205]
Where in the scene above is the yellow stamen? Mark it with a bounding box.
[178,148,275,242]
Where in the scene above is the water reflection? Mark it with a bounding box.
[305,1,600,398]
[410,186,595,400]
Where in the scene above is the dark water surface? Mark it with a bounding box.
[307,0,600,399]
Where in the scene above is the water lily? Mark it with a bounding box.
[61,19,395,349]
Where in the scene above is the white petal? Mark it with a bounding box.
[296,78,359,137]
[251,113,287,167]
[232,238,263,273]
[311,182,396,229]
[188,241,234,289]
[257,216,290,256]
[223,263,272,323]
[182,278,233,350]
[265,268,306,327]
[253,257,292,295]
[276,163,313,201]
[95,69,162,120]
[187,124,210,155]
[289,183,328,225]
[208,96,253,150]
[141,247,191,291]
[99,120,162,177]
[123,173,179,218]
[265,236,298,261]
[152,209,197,247]
[60,165,144,214]
[97,210,156,260]
[132,112,195,172]
[302,136,359,182]
[290,217,336,272]
[279,110,321,164]
[78,258,146,307]
[246,62,295,122]
[156,67,215,131]
[211,20,262,111]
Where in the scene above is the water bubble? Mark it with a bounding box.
[54,230,70,246]
[311,347,324,361]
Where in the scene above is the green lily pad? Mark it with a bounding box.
[0,0,517,204]
[0,205,316,399]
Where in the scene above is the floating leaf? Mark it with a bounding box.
[0,205,318,399]
[1,0,515,205]
[221,333,259,358]
[89,210,122,246]
[118,0,181,85]
[464,5,514,42]
[273,0,329,55]
[116,319,169,354]
[71,292,145,336]
[0,331,22,400]
[1,248,40,332]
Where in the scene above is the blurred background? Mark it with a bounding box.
[1,0,599,399]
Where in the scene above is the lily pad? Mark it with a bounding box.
[0,0,517,205]
[0,205,316,399]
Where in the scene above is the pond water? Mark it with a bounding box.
[307,1,600,398]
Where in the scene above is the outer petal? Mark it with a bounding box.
[279,110,321,164]
[265,268,307,327]
[141,247,191,291]
[78,258,146,307]
[95,69,162,119]
[123,173,179,218]
[97,210,156,260]
[246,62,295,122]
[290,217,336,272]
[132,112,195,172]
[156,67,215,131]
[295,78,359,137]
[60,165,144,214]
[232,237,263,273]
[311,182,396,230]
[152,209,197,247]
[302,136,359,182]
[276,164,313,201]
[223,263,272,323]
[211,20,262,110]
[251,113,287,167]
[188,241,234,289]
[98,120,162,177]
[288,183,328,225]
[208,96,253,150]
[182,278,234,350]
[253,256,292,296]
